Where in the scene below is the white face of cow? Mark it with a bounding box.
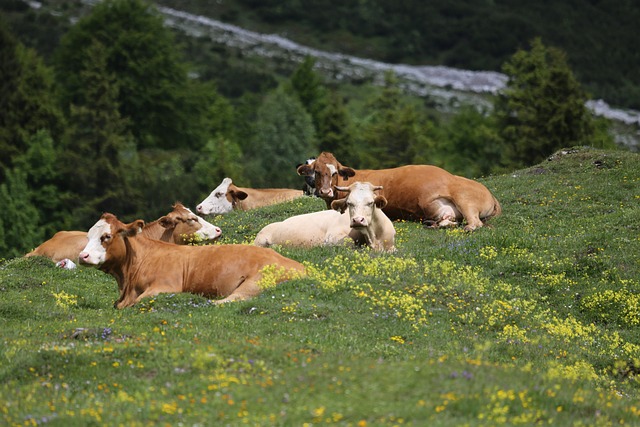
[196,178,233,215]
[345,183,377,228]
[190,208,222,240]
[79,219,111,266]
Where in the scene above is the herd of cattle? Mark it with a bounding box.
[25,152,501,308]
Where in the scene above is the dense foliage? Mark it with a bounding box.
[0,0,620,258]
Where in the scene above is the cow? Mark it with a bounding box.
[254,182,395,252]
[297,152,501,231]
[78,213,306,308]
[297,157,317,196]
[196,177,304,215]
[254,210,353,248]
[331,182,396,252]
[25,203,222,264]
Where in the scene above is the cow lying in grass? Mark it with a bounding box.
[25,203,221,266]
[196,177,303,215]
[79,213,305,308]
[297,151,502,231]
[254,182,395,252]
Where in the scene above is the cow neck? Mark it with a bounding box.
[101,234,148,296]
[139,220,167,241]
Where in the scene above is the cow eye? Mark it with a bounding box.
[101,234,112,242]
[215,192,223,198]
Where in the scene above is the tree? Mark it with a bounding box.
[0,21,64,178]
[13,130,71,237]
[357,72,433,169]
[60,39,137,229]
[288,56,328,132]
[54,0,208,151]
[248,87,316,188]
[315,90,354,162]
[494,38,597,168]
[0,168,41,259]
[439,106,507,178]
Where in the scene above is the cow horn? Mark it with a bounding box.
[335,186,350,192]
[373,185,384,191]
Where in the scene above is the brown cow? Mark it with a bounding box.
[196,177,303,215]
[79,213,306,308]
[297,152,501,231]
[25,203,221,264]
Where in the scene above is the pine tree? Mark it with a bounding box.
[249,87,317,188]
[0,22,64,178]
[0,168,41,258]
[289,56,328,132]
[494,38,596,167]
[316,90,354,162]
[54,0,208,151]
[61,40,137,228]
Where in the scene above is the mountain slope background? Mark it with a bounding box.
[153,0,640,111]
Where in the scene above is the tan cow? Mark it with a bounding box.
[196,177,303,215]
[79,213,306,308]
[25,203,222,264]
[297,152,501,231]
[254,182,395,252]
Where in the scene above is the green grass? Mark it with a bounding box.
[2,146,640,426]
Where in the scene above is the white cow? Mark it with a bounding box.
[254,210,354,248]
[254,181,395,252]
[197,178,303,215]
[331,182,396,252]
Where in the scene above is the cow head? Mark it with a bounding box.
[196,177,248,215]
[79,213,144,267]
[296,157,317,196]
[331,182,386,228]
[159,202,222,243]
[297,152,355,201]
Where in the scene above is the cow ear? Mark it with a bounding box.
[231,190,249,201]
[297,164,313,176]
[374,196,388,209]
[331,198,347,213]
[339,167,356,179]
[123,220,145,236]
[159,216,176,229]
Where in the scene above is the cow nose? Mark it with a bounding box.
[215,227,222,236]
[79,252,89,262]
[352,216,367,227]
[320,188,333,198]
[196,204,203,213]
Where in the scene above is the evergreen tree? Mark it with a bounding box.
[494,38,597,167]
[316,90,354,162]
[249,87,316,188]
[13,130,70,237]
[0,168,41,259]
[440,106,507,177]
[61,40,137,229]
[289,56,328,132]
[0,21,64,178]
[357,72,432,169]
[54,0,208,151]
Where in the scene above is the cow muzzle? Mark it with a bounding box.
[350,216,368,228]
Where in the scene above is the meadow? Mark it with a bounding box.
[1,146,639,426]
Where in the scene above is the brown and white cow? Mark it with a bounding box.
[25,203,221,264]
[79,213,306,308]
[297,152,501,231]
[254,182,395,252]
[196,177,303,215]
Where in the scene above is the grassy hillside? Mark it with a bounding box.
[1,147,640,425]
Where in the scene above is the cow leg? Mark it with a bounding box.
[456,206,484,231]
[214,276,261,305]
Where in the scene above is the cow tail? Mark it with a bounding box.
[490,196,502,219]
